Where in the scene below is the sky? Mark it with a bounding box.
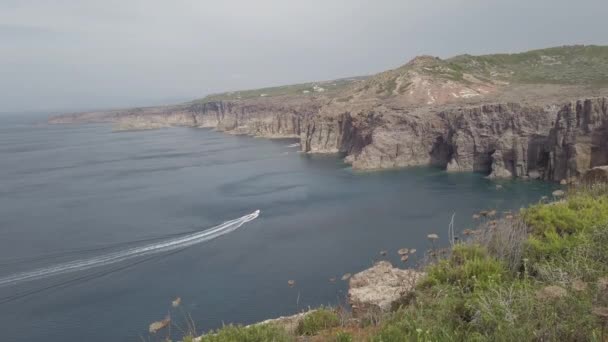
[1,0,607,113]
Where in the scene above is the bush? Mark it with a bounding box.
[470,280,599,341]
[524,192,608,238]
[421,244,508,291]
[296,308,340,336]
[524,190,608,280]
[198,323,290,342]
[334,330,353,342]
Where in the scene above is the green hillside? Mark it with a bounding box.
[195,76,368,102]
[449,45,608,85]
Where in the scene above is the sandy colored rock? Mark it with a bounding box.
[348,261,424,317]
[149,317,170,334]
[582,166,608,184]
[172,297,181,308]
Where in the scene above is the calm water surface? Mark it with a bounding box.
[0,113,556,341]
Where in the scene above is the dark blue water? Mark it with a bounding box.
[0,113,555,341]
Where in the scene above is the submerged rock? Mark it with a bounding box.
[172,297,181,308]
[149,316,171,334]
[427,233,439,240]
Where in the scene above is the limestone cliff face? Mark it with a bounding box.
[543,98,608,181]
[296,98,607,182]
[53,98,320,138]
[50,96,608,182]
[188,100,316,138]
[438,103,555,178]
[300,111,377,158]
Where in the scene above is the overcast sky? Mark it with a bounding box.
[1,0,607,112]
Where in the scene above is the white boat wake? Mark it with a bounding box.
[286,143,300,148]
[0,210,260,287]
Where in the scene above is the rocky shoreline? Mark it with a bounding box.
[49,46,608,182]
[50,96,608,183]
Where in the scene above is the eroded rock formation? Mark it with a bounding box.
[543,98,608,181]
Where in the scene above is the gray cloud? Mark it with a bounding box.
[2,0,607,112]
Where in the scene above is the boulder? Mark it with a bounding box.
[348,261,424,317]
[581,165,608,184]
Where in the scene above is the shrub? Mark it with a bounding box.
[421,244,508,291]
[524,190,608,277]
[198,323,290,342]
[470,281,598,341]
[296,308,340,336]
[473,218,529,273]
[524,192,608,237]
[334,330,353,342]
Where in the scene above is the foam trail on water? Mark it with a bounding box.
[0,210,260,287]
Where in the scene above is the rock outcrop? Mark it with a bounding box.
[543,98,608,181]
[582,165,608,184]
[348,261,424,317]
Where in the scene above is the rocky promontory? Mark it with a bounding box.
[50,45,608,182]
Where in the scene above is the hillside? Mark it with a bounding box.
[196,76,368,102]
[331,45,608,106]
[49,45,608,182]
[449,45,608,85]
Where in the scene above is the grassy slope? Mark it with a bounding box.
[195,77,368,102]
[448,45,608,85]
[193,45,608,105]
[372,45,608,93]
[179,184,608,341]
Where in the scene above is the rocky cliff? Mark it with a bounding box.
[49,45,608,182]
[544,98,608,181]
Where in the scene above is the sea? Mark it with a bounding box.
[0,112,556,341]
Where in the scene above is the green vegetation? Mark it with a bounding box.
[334,331,354,342]
[296,308,341,335]
[420,244,508,291]
[448,45,608,85]
[188,45,607,106]
[194,77,367,102]
[363,45,608,98]
[372,184,608,341]
[177,183,608,341]
[196,323,291,342]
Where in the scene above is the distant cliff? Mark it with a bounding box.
[50,45,608,182]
